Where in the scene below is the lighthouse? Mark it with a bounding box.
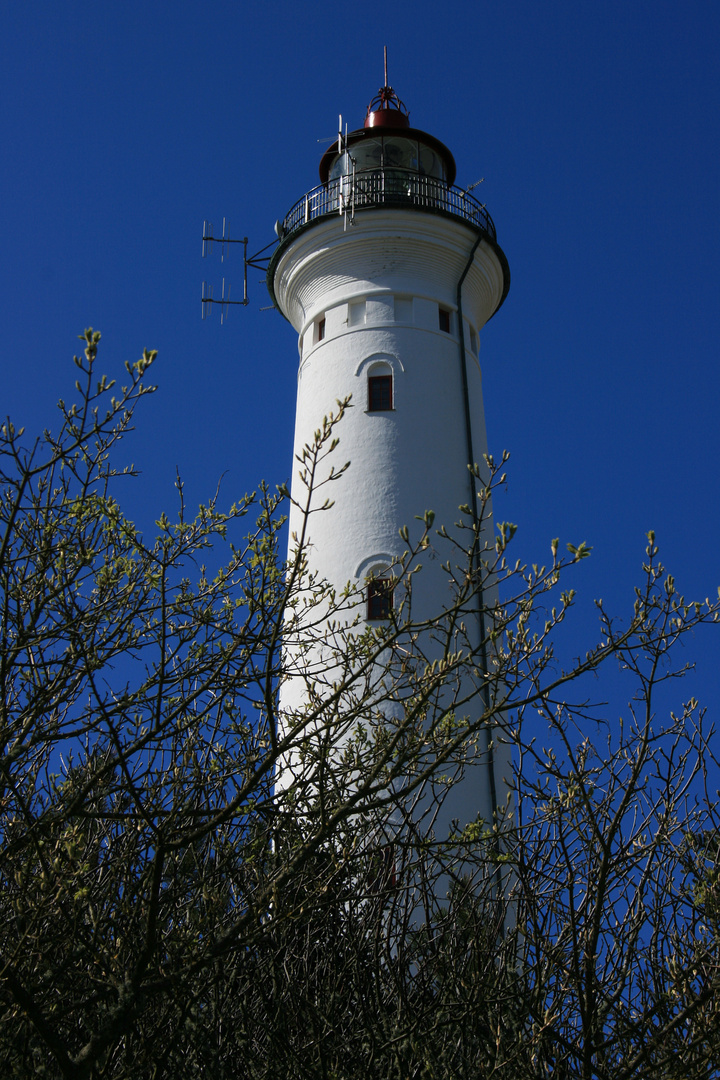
[267,71,511,837]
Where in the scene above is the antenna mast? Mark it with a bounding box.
[201,220,277,321]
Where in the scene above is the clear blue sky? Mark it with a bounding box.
[1,1,718,709]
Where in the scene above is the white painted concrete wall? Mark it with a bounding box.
[273,206,511,832]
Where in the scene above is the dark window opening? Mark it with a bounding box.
[368,843,397,894]
[438,307,451,334]
[317,317,326,341]
[368,373,393,412]
[367,577,393,621]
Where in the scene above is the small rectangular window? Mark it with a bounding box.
[317,317,326,342]
[368,374,393,412]
[438,307,451,334]
[367,577,393,621]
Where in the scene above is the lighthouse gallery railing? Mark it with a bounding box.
[280,170,497,241]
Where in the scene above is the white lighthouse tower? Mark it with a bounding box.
[268,71,510,836]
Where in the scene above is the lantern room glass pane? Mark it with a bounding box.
[329,152,349,181]
[418,143,445,180]
[382,137,418,172]
[353,139,383,174]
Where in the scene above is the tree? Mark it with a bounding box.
[0,331,717,1078]
[510,559,720,1079]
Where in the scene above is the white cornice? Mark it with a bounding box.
[272,210,506,332]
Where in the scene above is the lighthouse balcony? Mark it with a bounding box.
[279,170,497,241]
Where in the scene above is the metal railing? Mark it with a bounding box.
[280,170,497,240]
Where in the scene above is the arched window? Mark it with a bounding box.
[357,356,401,412]
[367,575,394,620]
[368,374,392,411]
[367,360,394,412]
